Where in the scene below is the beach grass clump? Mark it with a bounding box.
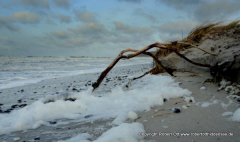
[184,20,240,44]
[156,20,240,57]
[152,20,240,75]
[155,20,240,58]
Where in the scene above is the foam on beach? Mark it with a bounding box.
[60,123,144,142]
[0,74,192,141]
[232,108,240,122]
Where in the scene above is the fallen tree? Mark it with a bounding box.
[92,42,216,90]
[92,20,240,91]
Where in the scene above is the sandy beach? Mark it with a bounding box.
[1,61,240,142]
[134,72,240,142]
[1,63,154,141]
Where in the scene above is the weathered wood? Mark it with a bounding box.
[92,42,215,91]
[155,45,212,68]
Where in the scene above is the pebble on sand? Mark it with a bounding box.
[172,107,181,113]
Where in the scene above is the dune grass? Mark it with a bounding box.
[155,20,240,58]
[151,20,240,75]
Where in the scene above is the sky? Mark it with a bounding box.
[0,0,239,57]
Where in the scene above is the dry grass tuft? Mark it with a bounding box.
[156,20,240,58]
[152,20,240,74]
[184,20,240,44]
[183,22,220,44]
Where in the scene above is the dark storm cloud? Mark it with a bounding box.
[52,0,71,9]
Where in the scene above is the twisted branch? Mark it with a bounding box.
[92,42,214,90]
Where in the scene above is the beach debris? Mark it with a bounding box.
[0,103,3,106]
[11,104,19,109]
[19,104,27,108]
[172,107,181,113]
[84,114,93,118]
[163,98,168,102]
[4,109,13,113]
[18,99,22,103]
[128,111,138,120]
[64,98,76,102]
[34,137,40,140]
[72,87,77,91]
[49,121,57,124]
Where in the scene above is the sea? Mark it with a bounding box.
[0,56,152,90]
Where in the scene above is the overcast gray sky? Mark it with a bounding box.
[0,0,239,57]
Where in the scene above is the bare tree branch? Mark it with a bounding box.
[92,42,214,91]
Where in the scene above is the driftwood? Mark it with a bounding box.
[92,42,215,90]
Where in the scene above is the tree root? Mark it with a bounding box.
[92,42,215,91]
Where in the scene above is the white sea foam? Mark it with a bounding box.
[231,108,240,122]
[0,74,192,141]
[60,123,144,142]
[128,111,138,120]
[201,102,211,107]
[222,111,233,116]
